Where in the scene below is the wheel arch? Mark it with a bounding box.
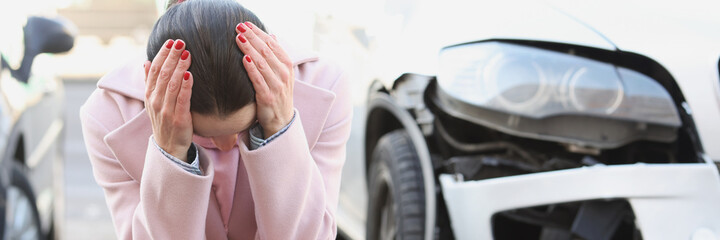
[364,79,437,240]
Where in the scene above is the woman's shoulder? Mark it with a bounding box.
[80,58,147,132]
[295,57,346,92]
[294,55,353,125]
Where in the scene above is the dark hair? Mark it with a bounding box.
[147,0,266,117]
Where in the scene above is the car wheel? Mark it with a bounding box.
[367,130,426,240]
[4,162,42,240]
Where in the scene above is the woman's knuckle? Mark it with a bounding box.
[260,47,273,58]
[167,80,179,92]
[161,109,172,119]
[172,119,183,127]
[279,70,290,80]
[256,62,269,71]
[267,40,278,49]
[151,98,162,109]
[162,69,175,79]
[150,64,160,72]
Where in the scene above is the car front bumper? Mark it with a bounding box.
[439,163,720,240]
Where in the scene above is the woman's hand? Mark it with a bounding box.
[143,39,194,162]
[235,22,295,138]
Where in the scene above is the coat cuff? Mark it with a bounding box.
[248,111,297,150]
[150,136,202,175]
[240,109,312,172]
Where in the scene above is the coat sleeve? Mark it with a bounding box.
[79,89,214,240]
[239,69,353,239]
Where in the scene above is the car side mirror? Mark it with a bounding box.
[13,16,76,83]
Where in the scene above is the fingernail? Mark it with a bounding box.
[165,39,174,49]
[175,40,184,50]
[183,72,190,80]
[181,50,189,60]
[245,22,253,29]
[237,34,247,43]
[237,23,246,33]
[270,34,277,40]
[245,55,251,63]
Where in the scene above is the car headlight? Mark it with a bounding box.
[437,42,681,128]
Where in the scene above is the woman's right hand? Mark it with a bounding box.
[143,39,194,163]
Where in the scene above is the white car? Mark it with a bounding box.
[337,0,720,239]
[0,11,74,240]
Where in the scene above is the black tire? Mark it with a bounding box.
[367,130,426,240]
[4,162,43,240]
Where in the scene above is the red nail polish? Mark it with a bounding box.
[175,40,184,50]
[181,50,189,60]
[237,23,246,33]
[245,55,251,63]
[183,72,190,80]
[245,22,253,29]
[165,39,174,49]
[238,34,247,43]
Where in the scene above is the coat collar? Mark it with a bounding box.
[100,41,334,182]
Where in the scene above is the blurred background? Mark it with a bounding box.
[3,0,719,239]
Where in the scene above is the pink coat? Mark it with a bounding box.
[80,43,352,239]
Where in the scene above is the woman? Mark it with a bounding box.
[79,0,352,239]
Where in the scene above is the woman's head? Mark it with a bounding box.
[147,0,267,148]
[147,0,265,118]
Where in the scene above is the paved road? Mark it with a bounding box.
[62,80,117,239]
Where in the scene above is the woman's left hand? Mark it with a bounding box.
[235,22,294,138]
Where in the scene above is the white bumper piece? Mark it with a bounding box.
[439,163,720,240]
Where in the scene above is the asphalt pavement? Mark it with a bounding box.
[62,80,117,239]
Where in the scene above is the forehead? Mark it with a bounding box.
[191,103,256,137]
